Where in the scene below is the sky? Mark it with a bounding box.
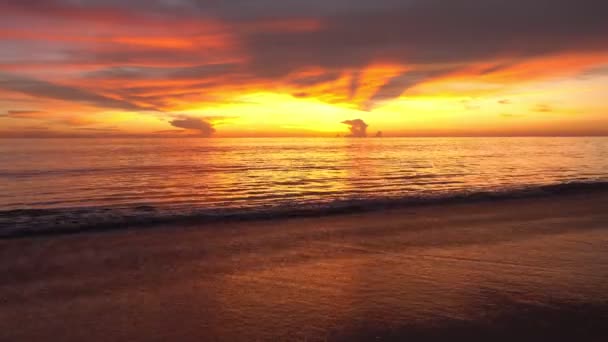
[0,0,607,138]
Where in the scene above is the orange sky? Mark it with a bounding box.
[1,0,607,138]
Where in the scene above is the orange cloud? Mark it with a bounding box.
[2,110,49,119]
[2,0,607,137]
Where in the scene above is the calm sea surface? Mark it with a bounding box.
[1,137,607,233]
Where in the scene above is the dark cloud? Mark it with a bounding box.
[0,73,152,112]
[6,1,608,67]
[110,80,224,104]
[342,119,368,137]
[71,49,216,68]
[479,62,518,76]
[241,0,608,97]
[348,71,361,100]
[288,71,342,87]
[363,68,455,110]
[2,0,607,110]
[0,0,407,19]
[185,0,406,18]
[293,92,309,98]
[16,1,604,73]
[170,116,216,137]
[85,63,238,81]
[255,0,607,63]
[499,99,512,105]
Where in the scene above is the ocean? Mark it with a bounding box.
[1,137,607,236]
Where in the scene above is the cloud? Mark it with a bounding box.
[363,68,455,110]
[342,119,368,137]
[577,65,608,79]
[293,92,309,98]
[85,63,238,81]
[1,0,607,117]
[1,109,102,128]
[499,99,512,105]
[0,73,152,112]
[61,116,97,127]
[348,71,361,100]
[534,104,553,113]
[6,1,608,75]
[169,116,216,136]
[288,71,342,87]
[242,0,608,78]
[1,110,49,119]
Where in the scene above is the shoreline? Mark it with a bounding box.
[1,190,608,340]
[2,180,608,239]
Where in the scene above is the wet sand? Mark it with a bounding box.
[1,191,608,341]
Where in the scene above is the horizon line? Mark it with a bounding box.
[2,134,608,139]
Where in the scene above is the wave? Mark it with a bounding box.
[1,180,607,238]
[0,164,347,179]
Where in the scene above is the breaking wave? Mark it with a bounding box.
[2,181,607,238]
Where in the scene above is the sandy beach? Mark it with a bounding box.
[1,190,608,341]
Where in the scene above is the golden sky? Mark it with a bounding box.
[1,0,607,137]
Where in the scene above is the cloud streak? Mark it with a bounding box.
[363,68,456,110]
[0,73,153,112]
[1,110,49,119]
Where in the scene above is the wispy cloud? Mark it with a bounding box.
[1,110,49,119]
[363,68,455,110]
[0,73,153,112]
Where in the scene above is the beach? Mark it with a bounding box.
[3,0,608,340]
[1,190,607,341]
